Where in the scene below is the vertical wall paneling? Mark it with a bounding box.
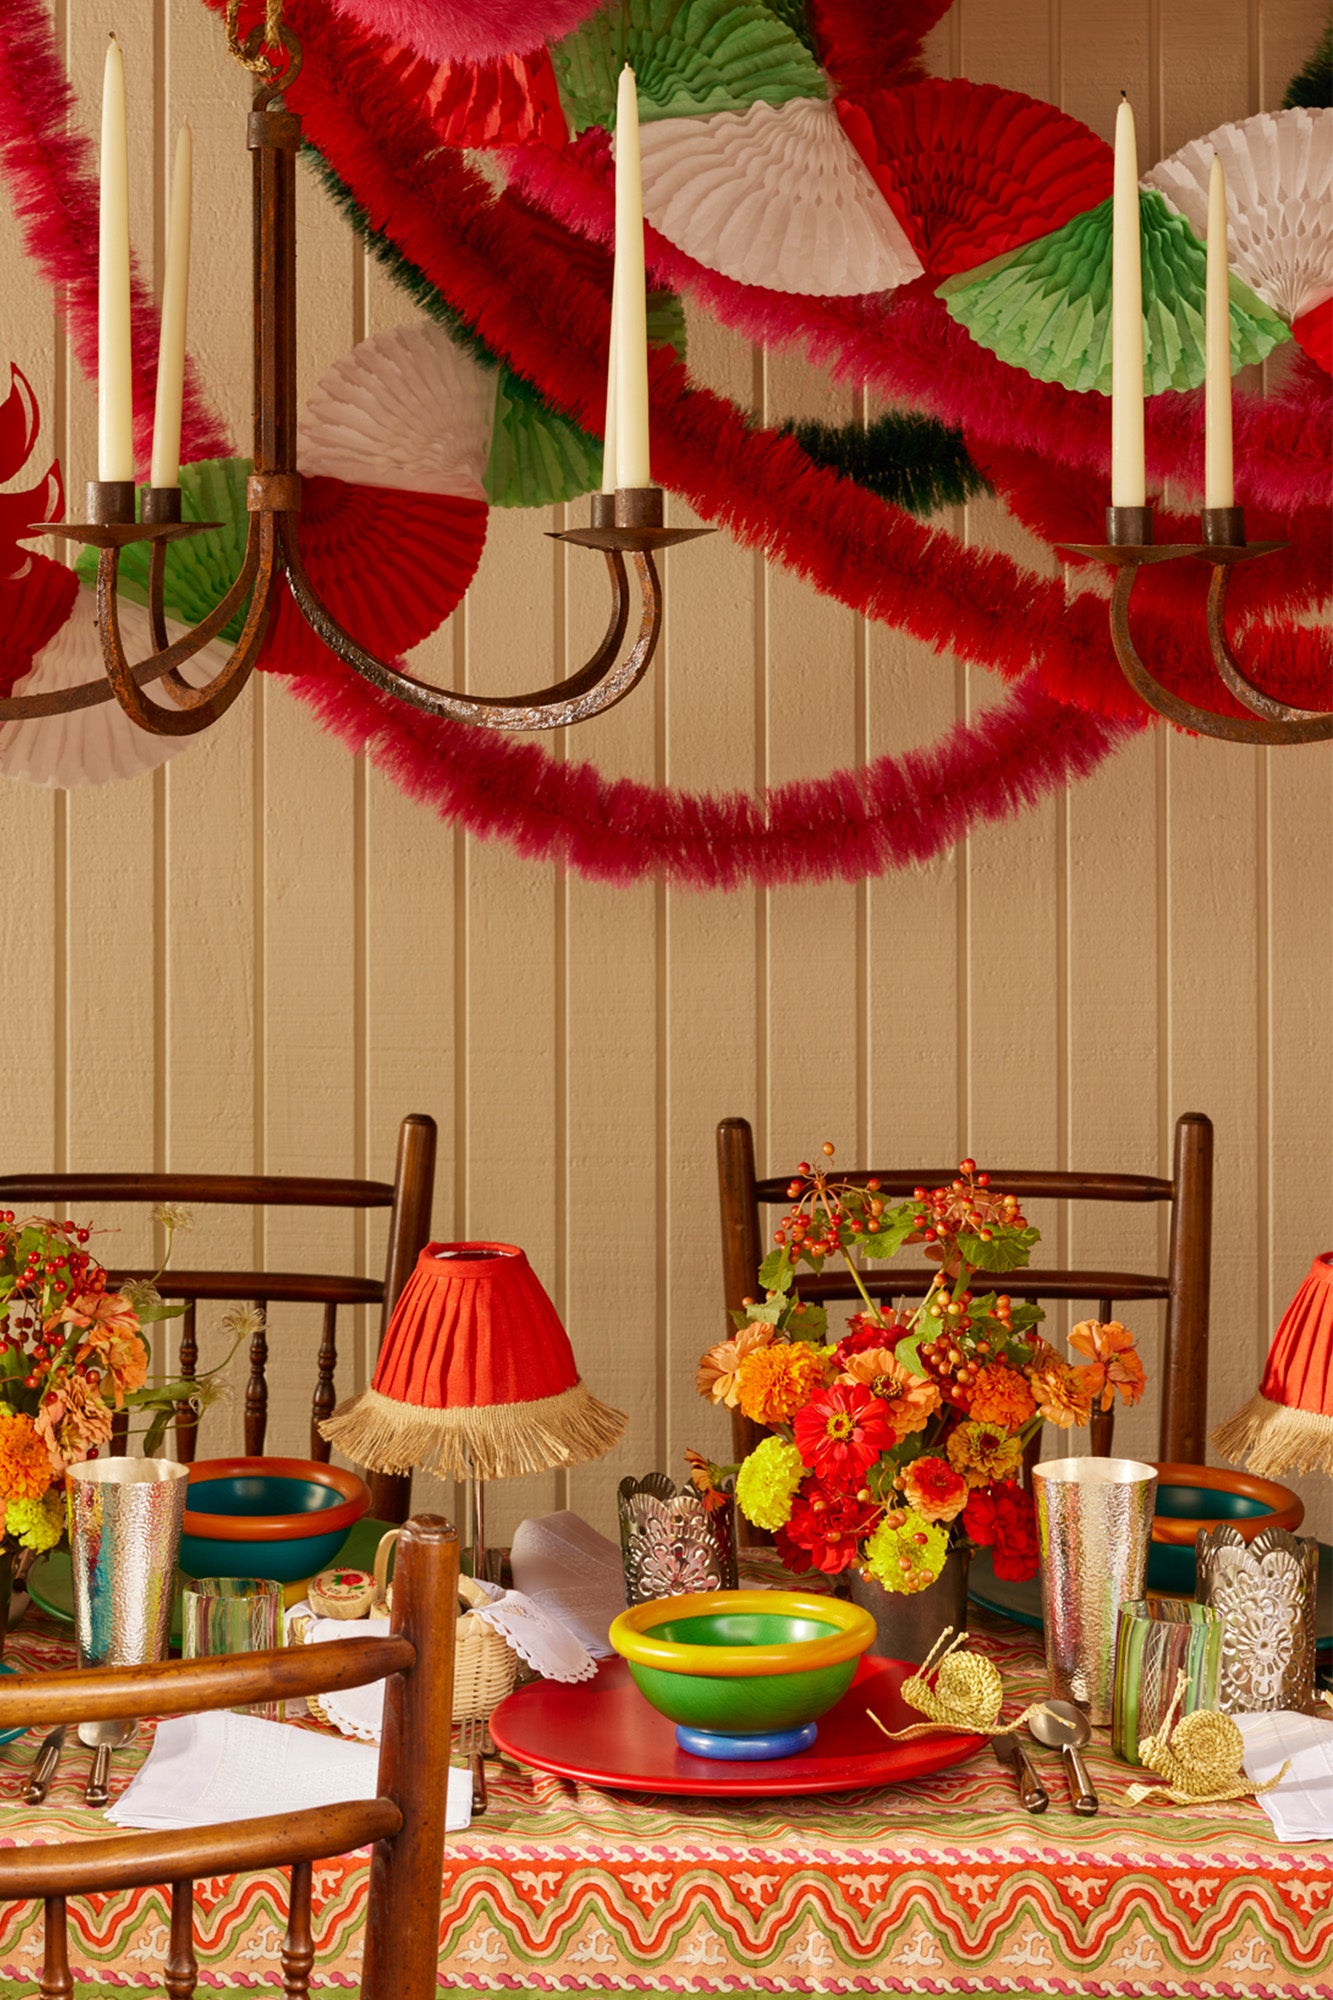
[0,0,1329,1535]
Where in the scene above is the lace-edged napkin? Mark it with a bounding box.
[510,1510,627,1658]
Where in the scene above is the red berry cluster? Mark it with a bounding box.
[905,1161,1026,1248]
[1,1218,99,1388]
[772,1142,886,1258]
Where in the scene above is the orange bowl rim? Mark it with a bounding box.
[183,1456,370,1542]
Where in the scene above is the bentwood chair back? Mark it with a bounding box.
[0,1513,458,2000]
[717,1113,1214,1469]
[0,1112,436,1520]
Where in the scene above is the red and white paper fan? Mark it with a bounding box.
[1144,107,1333,325]
[297,321,497,500]
[637,95,923,296]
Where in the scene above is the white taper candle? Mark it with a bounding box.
[611,64,650,488]
[150,123,193,490]
[1203,152,1235,511]
[1110,95,1145,509]
[98,33,135,484]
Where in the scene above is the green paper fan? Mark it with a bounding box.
[937,189,1290,395]
[551,0,824,137]
[485,289,687,508]
[75,456,253,645]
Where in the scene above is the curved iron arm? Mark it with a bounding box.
[1205,560,1332,729]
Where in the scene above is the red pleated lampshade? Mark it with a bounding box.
[320,1242,626,1481]
[1212,1251,1333,1479]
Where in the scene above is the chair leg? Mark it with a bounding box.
[1161,1113,1213,1463]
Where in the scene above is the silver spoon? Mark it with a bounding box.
[1029,1699,1098,1816]
[79,1718,135,1808]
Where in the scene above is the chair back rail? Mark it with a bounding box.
[0,1513,458,2000]
[717,1113,1214,1471]
[0,1113,437,1519]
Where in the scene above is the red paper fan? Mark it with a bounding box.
[0,365,39,484]
[836,79,1113,279]
[259,476,487,681]
[1291,298,1332,375]
[0,557,78,698]
[414,45,566,149]
[326,0,601,64]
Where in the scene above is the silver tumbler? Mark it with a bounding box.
[1032,1456,1157,1724]
[67,1456,190,1670]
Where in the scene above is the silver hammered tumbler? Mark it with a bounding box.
[67,1456,190,1670]
[1032,1456,1157,1724]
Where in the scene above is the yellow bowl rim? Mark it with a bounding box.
[608,1589,877,1678]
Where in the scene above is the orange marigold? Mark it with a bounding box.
[735,1342,831,1426]
[0,1411,58,1500]
[966,1360,1037,1430]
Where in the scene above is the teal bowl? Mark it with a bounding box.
[1146,1463,1305,1596]
[178,1457,370,1585]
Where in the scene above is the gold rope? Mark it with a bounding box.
[1126,1669,1291,1805]
[225,0,285,77]
[866,1627,1055,1739]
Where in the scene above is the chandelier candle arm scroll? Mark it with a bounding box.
[7,13,710,740]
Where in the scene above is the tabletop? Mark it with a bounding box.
[0,1605,1329,1996]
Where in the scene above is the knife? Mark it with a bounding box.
[993,1731,1050,1813]
[23,1725,66,1805]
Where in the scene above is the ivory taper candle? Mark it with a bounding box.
[601,259,621,495]
[1203,151,1235,510]
[150,123,193,489]
[1110,94,1145,509]
[98,33,135,484]
[611,64,650,488]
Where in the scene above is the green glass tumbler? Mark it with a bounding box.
[1111,1598,1223,1765]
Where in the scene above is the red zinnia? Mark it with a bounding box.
[991,1480,1039,1583]
[777,1480,877,1575]
[792,1381,892,1486]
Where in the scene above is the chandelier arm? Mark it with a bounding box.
[1110,567,1333,747]
[95,512,278,736]
[1205,565,1332,727]
[280,515,663,731]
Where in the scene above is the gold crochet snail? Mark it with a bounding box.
[1126,1670,1290,1806]
[868,1627,1046,1739]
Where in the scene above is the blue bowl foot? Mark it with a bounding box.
[675,1722,817,1762]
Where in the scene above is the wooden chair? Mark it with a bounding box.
[0,1513,458,2000]
[717,1113,1214,1472]
[0,1112,436,1521]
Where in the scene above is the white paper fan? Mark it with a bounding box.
[637,95,924,296]
[1144,107,1333,322]
[297,322,498,500]
[0,591,222,787]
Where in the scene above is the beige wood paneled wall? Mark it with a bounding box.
[2,0,1330,1542]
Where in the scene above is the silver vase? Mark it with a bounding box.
[67,1456,190,1670]
[1032,1455,1157,1725]
[847,1547,971,1665]
[1195,1523,1319,1714]
[617,1473,737,1605]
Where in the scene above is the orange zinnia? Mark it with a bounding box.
[696,1323,773,1408]
[966,1360,1037,1429]
[840,1350,941,1439]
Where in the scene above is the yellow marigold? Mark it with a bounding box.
[735,1342,830,1426]
[946,1420,1025,1488]
[736,1436,806,1531]
[862,1508,948,1595]
[966,1360,1036,1430]
[0,1411,58,1500]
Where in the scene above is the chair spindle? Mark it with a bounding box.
[109,1408,129,1458]
[281,1858,315,1997]
[176,1302,200,1463]
[40,1892,72,2000]
[166,1877,199,1998]
[1088,1294,1116,1454]
[245,1300,269,1456]
[311,1304,338,1462]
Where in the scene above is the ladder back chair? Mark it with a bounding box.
[0,1112,436,1521]
[718,1113,1214,1476]
[0,1513,458,2000]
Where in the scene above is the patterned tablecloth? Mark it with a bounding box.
[0,1607,1329,1997]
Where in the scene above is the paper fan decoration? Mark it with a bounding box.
[1144,108,1333,325]
[836,80,1113,279]
[1292,297,1332,374]
[938,190,1291,395]
[550,0,825,138]
[0,591,218,787]
[297,321,497,501]
[76,457,254,647]
[638,95,923,296]
[424,47,567,149]
[326,0,603,64]
[484,366,604,506]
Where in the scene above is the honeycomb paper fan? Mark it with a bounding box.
[1291,297,1331,374]
[1144,108,1333,323]
[425,47,566,149]
[484,368,605,505]
[836,80,1113,278]
[938,190,1290,396]
[550,0,824,137]
[639,97,923,296]
[76,457,254,648]
[298,322,497,501]
[262,478,488,679]
[0,592,216,787]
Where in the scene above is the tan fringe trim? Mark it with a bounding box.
[318,1380,628,1480]
[1210,1393,1333,1480]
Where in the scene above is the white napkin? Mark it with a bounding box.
[1235,1709,1333,1842]
[105,1710,471,1833]
[510,1511,627,1658]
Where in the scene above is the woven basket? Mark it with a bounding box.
[374,1531,517,1722]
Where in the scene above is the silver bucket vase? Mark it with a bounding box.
[847,1547,971,1665]
[618,1473,737,1605]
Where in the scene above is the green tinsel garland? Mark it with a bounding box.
[1283,23,1332,108]
[779,411,991,515]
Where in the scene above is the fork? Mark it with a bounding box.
[456,1714,488,1818]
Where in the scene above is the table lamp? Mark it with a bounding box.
[1212,1251,1333,1479]
[320,1241,627,1573]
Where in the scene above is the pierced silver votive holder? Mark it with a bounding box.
[1195,1523,1319,1714]
[617,1473,737,1606]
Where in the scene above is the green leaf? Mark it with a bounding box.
[957,1225,1041,1274]
[894,1331,929,1378]
[783,1301,827,1345]
[758,1247,793,1293]
[141,1408,172,1457]
[745,1297,787,1327]
[129,1296,187,1325]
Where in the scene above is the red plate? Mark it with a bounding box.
[489,1654,984,1797]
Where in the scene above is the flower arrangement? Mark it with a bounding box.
[697,1147,1147,1595]
[0,1207,224,1575]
